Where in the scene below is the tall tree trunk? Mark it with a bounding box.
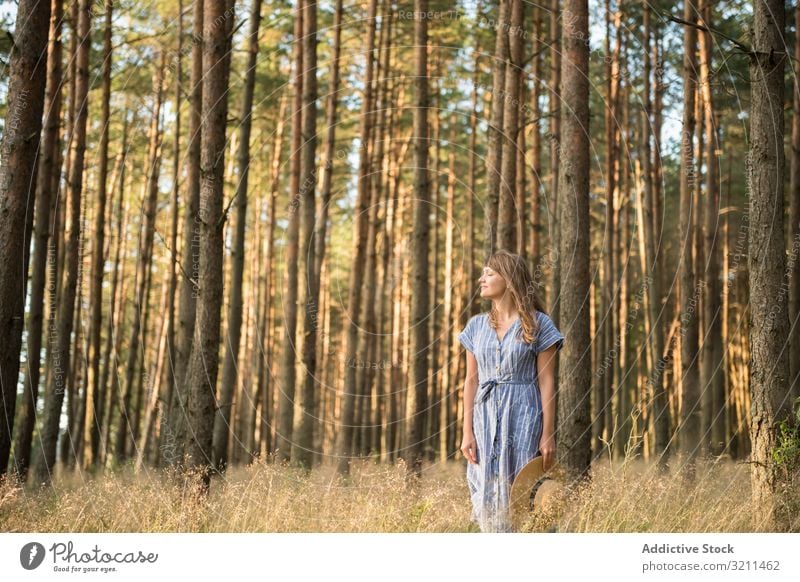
[404,0,430,480]
[99,115,129,468]
[168,0,204,468]
[678,0,700,481]
[790,0,800,403]
[0,0,52,477]
[275,3,304,464]
[468,0,481,314]
[214,0,262,472]
[498,0,523,250]
[556,0,590,482]
[314,0,343,287]
[85,0,114,469]
[747,0,792,530]
[293,0,319,469]
[12,0,63,480]
[548,0,562,319]
[159,0,183,469]
[529,4,541,265]
[33,0,88,485]
[257,94,287,459]
[484,0,508,257]
[182,0,235,493]
[641,3,669,470]
[698,0,724,457]
[335,0,378,475]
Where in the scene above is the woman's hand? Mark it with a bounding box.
[460,430,478,464]
[538,432,556,472]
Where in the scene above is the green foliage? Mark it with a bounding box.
[771,397,800,474]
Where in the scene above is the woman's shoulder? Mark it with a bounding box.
[467,312,489,326]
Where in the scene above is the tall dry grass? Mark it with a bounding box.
[1,454,797,532]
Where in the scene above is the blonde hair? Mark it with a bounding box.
[485,249,548,345]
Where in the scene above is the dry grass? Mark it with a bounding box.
[1,454,797,533]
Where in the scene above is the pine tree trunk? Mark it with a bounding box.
[182,0,235,493]
[32,0,88,485]
[678,0,700,480]
[85,0,113,469]
[13,0,63,480]
[747,0,792,529]
[294,0,319,469]
[697,0,724,457]
[0,0,52,477]
[159,0,183,469]
[335,0,378,475]
[404,0,430,480]
[641,4,669,469]
[548,0,561,318]
[276,4,304,464]
[790,0,800,403]
[168,0,204,468]
[484,0,507,257]
[498,0,523,250]
[214,0,262,472]
[556,0,591,481]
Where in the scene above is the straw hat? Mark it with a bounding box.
[509,456,565,528]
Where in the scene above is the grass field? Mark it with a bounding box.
[1,455,797,533]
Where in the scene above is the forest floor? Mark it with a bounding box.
[1,454,797,532]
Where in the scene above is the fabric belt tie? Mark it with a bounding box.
[476,378,532,404]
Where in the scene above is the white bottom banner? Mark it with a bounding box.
[2,533,798,581]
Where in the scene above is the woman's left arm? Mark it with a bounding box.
[537,345,558,471]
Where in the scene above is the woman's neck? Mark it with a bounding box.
[492,297,518,321]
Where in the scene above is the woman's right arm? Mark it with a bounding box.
[460,351,479,463]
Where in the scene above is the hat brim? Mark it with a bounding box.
[509,456,562,518]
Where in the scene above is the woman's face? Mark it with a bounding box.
[479,266,506,300]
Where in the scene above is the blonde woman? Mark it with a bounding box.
[458,249,565,532]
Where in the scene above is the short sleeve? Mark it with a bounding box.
[458,316,478,353]
[535,312,565,354]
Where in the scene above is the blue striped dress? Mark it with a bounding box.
[458,310,565,532]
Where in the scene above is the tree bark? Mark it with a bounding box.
[85,0,114,469]
[12,0,63,480]
[484,0,508,258]
[335,0,378,475]
[182,0,235,493]
[678,0,700,481]
[214,0,262,472]
[293,0,319,469]
[168,0,204,468]
[0,0,52,477]
[698,0,724,457]
[747,0,792,530]
[404,0,430,480]
[32,0,88,485]
[556,0,591,482]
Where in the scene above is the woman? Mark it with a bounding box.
[458,249,565,532]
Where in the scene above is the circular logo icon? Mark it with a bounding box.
[20,542,46,570]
